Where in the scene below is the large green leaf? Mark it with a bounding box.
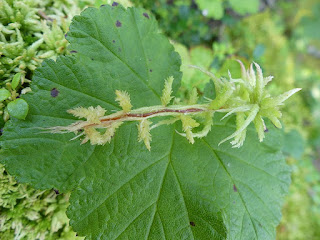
[67,4,181,107]
[65,119,289,239]
[0,4,181,191]
[0,4,290,239]
[228,0,260,15]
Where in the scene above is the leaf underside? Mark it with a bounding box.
[0,5,290,240]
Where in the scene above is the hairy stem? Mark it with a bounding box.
[46,104,213,134]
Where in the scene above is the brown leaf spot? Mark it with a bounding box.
[149,69,153,72]
[51,88,59,97]
[116,20,122,27]
[233,184,238,192]
[190,221,195,227]
[143,13,150,19]
[112,40,116,43]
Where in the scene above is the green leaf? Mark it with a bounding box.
[174,44,214,89]
[7,99,29,120]
[0,88,11,102]
[66,5,181,106]
[0,5,290,239]
[0,4,181,190]
[228,0,260,15]
[202,79,216,102]
[189,46,214,88]
[218,56,249,78]
[197,0,224,19]
[65,119,288,239]
[282,129,305,159]
[173,42,194,88]
[11,72,21,90]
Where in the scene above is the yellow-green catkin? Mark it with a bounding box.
[137,119,152,150]
[161,76,174,106]
[115,90,132,112]
[68,105,106,124]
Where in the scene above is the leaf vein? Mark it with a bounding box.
[145,129,174,240]
[113,203,156,239]
[169,162,195,239]
[210,147,286,184]
[76,156,167,225]
[202,138,259,239]
[76,13,160,99]
[41,63,119,109]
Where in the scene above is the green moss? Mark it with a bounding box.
[0,0,97,125]
[277,157,320,240]
[0,164,84,239]
[0,1,94,238]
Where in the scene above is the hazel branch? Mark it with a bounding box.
[44,61,301,150]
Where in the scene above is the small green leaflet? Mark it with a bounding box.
[0,88,11,102]
[7,98,29,120]
[11,72,21,90]
[0,4,289,239]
